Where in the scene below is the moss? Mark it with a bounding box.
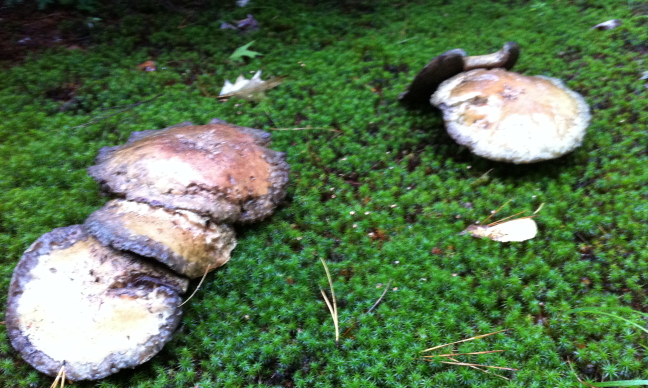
[2,0,648,386]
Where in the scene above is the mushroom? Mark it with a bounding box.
[430,68,591,163]
[5,225,188,381]
[88,120,290,223]
[399,42,520,105]
[85,199,237,278]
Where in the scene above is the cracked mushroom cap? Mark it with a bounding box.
[5,225,189,381]
[85,199,237,278]
[431,68,591,163]
[88,122,290,223]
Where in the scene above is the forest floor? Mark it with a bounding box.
[1,0,648,387]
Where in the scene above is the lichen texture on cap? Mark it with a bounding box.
[88,122,290,223]
[431,68,591,163]
[5,225,189,381]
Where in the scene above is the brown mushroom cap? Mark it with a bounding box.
[398,48,467,105]
[399,42,520,105]
[88,122,290,223]
[430,68,591,163]
[86,199,237,278]
[5,225,189,381]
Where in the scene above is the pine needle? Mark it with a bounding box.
[319,257,339,344]
[50,365,66,388]
[421,329,508,353]
[422,349,505,358]
[179,265,211,307]
[420,330,514,380]
[435,361,517,371]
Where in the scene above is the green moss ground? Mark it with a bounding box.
[2,0,648,386]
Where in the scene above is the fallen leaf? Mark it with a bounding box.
[229,40,263,61]
[462,218,538,242]
[219,70,285,101]
[591,19,622,30]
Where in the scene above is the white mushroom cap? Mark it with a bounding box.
[5,225,189,381]
[85,199,237,278]
[431,68,591,163]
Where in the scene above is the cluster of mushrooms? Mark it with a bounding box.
[400,42,591,164]
[5,119,290,380]
[5,41,591,382]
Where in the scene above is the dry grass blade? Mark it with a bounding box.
[319,257,339,343]
[50,364,66,388]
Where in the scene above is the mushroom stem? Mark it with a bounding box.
[463,41,520,71]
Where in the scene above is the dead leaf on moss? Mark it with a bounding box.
[218,70,285,101]
[591,19,622,30]
[461,201,543,242]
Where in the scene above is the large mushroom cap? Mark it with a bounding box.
[88,122,290,223]
[86,199,237,278]
[431,68,591,164]
[5,225,189,381]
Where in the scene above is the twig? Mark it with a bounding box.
[71,94,164,129]
[366,279,392,314]
[319,257,339,344]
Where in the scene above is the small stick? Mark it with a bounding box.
[366,279,392,314]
